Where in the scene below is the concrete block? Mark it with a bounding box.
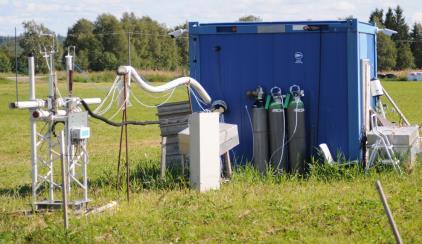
[189,112,220,192]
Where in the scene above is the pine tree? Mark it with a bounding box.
[382,6,414,69]
[384,8,396,30]
[377,33,397,70]
[392,6,409,42]
[411,23,422,68]
[369,9,384,27]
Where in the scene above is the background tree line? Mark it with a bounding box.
[369,5,422,70]
[0,10,420,73]
[0,12,188,73]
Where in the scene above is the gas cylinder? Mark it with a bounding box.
[286,85,306,173]
[246,86,268,173]
[268,87,288,172]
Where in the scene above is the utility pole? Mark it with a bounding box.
[128,31,131,66]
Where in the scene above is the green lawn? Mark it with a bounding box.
[0,78,421,242]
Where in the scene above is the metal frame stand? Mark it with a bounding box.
[366,114,401,173]
[10,52,98,210]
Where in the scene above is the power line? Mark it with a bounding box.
[67,31,189,39]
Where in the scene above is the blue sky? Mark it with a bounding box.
[0,0,421,36]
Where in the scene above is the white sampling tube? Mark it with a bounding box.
[117,66,212,104]
[10,99,47,109]
[81,98,102,105]
[29,56,35,100]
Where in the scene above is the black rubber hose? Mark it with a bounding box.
[80,100,159,127]
[52,121,65,137]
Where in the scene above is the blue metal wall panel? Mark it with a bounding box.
[189,20,377,163]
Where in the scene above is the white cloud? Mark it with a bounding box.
[0,0,420,35]
[411,12,422,24]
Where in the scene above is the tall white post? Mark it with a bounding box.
[189,112,220,192]
[29,55,37,207]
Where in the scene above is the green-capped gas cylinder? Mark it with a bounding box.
[286,85,306,173]
[268,87,288,172]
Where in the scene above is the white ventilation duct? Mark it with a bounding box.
[117,66,212,104]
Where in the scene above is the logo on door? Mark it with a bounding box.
[294,52,303,64]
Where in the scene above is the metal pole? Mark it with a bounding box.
[375,180,402,244]
[128,32,131,66]
[123,75,130,201]
[60,130,69,230]
[48,120,54,202]
[82,140,88,202]
[382,87,410,126]
[14,27,19,103]
[29,55,37,208]
[116,115,124,189]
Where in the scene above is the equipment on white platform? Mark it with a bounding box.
[188,112,221,192]
[9,45,100,210]
[367,125,420,166]
[178,122,239,178]
[366,114,401,173]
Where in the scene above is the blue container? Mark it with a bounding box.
[189,19,377,162]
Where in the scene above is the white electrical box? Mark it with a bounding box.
[189,112,220,192]
[71,127,90,140]
[370,79,384,96]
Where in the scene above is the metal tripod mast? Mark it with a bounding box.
[10,38,101,210]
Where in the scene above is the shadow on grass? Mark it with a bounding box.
[0,184,32,198]
[89,159,189,192]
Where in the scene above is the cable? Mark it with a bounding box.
[95,85,118,115]
[94,76,120,114]
[269,98,299,166]
[80,100,159,127]
[245,105,254,162]
[131,87,176,108]
[316,28,322,150]
[108,94,130,120]
[275,95,286,171]
[189,87,208,111]
[51,121,65,137]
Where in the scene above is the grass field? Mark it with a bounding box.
[0,77,421,242]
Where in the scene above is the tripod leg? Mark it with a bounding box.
[116,111,125,189]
